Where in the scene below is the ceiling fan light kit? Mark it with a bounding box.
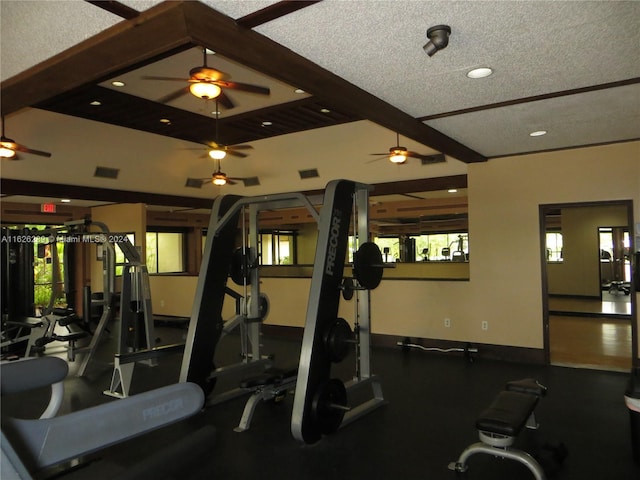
[189,81,222,100]
[0,140,17,159]
[212,174,227,186]
[423,24,451,57]
[208,148,226,160]
[389,148,408,164]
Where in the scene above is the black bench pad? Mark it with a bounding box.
[476,391,539,437]
[506,378,547,397]
[240,366,298,389]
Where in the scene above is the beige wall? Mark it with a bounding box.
[148,141,639,358]
[467,142,639,353]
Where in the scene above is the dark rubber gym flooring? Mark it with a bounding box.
[3,321,639,480]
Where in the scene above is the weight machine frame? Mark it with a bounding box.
[179,190,320,401]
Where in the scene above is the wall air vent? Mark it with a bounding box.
[94,166,120,179]
[185,178,205,188]
[420,154,446,166]
[242,177,260,187]
[299,168,319,179]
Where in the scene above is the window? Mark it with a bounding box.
[113,233,136,276]
[374,233,468,262]
[416,233,468,261]
[546,232,563,262]
[259,230,297,265]
[146,231,185,273]
[373,237,401,263]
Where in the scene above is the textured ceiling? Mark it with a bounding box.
[1,0,638,209]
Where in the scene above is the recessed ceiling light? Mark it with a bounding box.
[447,189,458,193]
[320,108,331,113]
[466,67,493,79]
[205,48,216,55]
[261,121,273,127]
[294,88,306,94]
[111,81,125,87]
[61,199,71,203]
[529,130,547,137]
[90,100,101,106]
[211,110,221,116]
[160,118,171,124]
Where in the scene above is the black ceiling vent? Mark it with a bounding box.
[242,177,260,187]
[420,154,446,166]
[185,178,204,188]
[299,168,319,179]
[94,166,119,179]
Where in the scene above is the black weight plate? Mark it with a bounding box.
[353,242,383,289]
[341,277,355,301]
[311,378,347,434]
[323,317,353,363]
[229,248,251,286]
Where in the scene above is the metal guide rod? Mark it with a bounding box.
[355,185,372,379]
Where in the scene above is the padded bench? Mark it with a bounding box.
[234,366,298,432]
[449,378,549,480]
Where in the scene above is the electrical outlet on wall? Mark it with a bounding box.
[444,318,451,328]
[160,299,165,308]
[481,321,488,331]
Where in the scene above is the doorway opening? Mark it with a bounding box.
[540,201,636,372]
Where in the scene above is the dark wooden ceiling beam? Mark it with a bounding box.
[419,77,640,122]
[0,2,192,116]
[85,0,141,20]
[1,175,467,210]
[237,1,322,29]
[0,179,215,210]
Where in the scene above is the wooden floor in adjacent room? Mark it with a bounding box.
[549,315,632,371]
[549,291,634,371]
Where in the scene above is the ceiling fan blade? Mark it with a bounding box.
[217,81,270,95]
[369,153,390,156]
[142,75,188,82]
[14,143,52,157]
[366,155,387,164]
[226,150,249,158]
[217,91,235,109]
[228,144,253,150]
[407,152,446,164]
[157,86,189,103]
[226,178,238,185]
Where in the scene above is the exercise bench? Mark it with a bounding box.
[234,366,298,432]
[449,378,548,480]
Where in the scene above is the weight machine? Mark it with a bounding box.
[179,180,386,441]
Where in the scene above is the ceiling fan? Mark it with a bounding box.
[187,159,247,187]
[369,132,445,165]
[0,117,52,160]
[201,99,253,159]
[143,48,270,109]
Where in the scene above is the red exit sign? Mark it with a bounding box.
[41,203,56,213]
